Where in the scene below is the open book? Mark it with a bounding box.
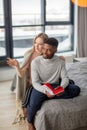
[43,83,64,95]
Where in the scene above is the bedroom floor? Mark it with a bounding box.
[0,80,27,130]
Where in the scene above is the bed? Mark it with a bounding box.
[34,61,87,130]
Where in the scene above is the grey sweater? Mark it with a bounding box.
[31,55,69,94]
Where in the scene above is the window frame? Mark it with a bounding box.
[0,0,74,63]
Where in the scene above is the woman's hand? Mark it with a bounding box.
[7,58,25,77]
[7,58,19,67]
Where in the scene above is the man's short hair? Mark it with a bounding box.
[44,37,58,48]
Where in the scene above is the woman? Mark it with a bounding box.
[7,33,48,124]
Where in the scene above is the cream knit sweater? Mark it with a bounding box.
[31,55,69,94]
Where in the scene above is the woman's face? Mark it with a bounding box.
[34,37,44,53]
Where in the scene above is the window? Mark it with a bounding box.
[46,0,70,22]
[12,26,42,57]
[45,0,74,53]
[12,0,41,26]
[12,0,44,57]
[0,0,6,57]
[0,0,74,62]
[45,25,73,52]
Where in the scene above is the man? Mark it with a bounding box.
[27,37,80,130]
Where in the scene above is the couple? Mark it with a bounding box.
[7,33,80,130]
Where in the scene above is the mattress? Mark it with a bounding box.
[34,61,87,130]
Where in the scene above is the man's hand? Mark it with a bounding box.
[53,86,64,96]
[55,89,64,97]
[45,91,55,98]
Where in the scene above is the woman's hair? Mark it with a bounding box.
[24,33,48,55]
[32,32,48,52]
[33,33,48,44]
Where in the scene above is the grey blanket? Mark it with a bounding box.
[34,61,87,130]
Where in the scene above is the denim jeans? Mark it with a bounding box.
[27,84,80,123]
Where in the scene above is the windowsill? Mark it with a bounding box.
[57,50,76,56]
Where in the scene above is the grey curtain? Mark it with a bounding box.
[77,7,87,57]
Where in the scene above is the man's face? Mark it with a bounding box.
[42,44,57,59]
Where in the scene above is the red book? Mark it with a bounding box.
[43,83,64,95]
